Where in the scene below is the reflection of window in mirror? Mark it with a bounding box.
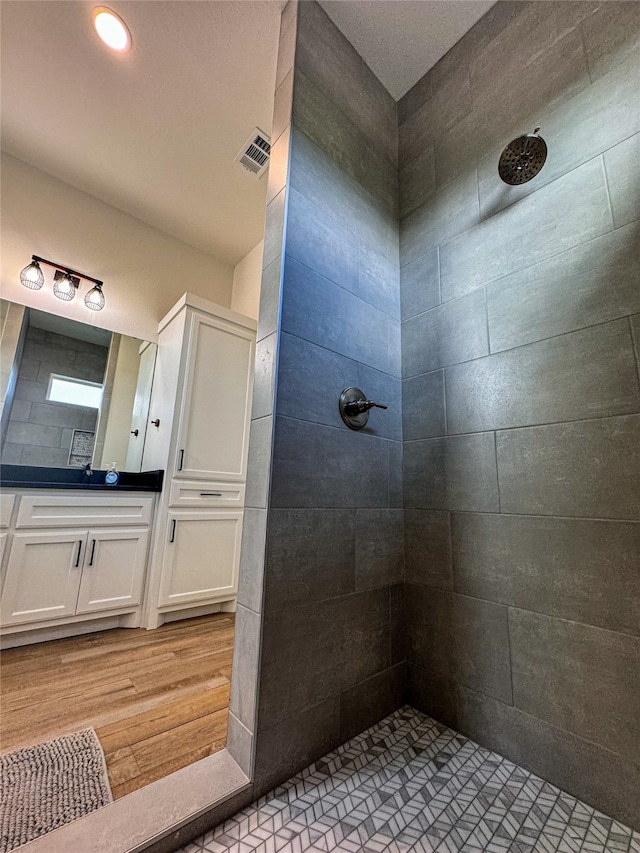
[47,374,104,409]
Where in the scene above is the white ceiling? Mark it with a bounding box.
[0,1,285,267]
[319,1,495,100]
[1,1,494,269]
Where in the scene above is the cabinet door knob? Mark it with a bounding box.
[131,429,139,437]
[150,418,160,428]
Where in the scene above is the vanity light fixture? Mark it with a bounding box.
[93,7,132,52]
[19,260,45,290]
[19,256,106,311]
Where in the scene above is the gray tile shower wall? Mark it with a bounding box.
[233,0,405,799]
[398,0,640,828]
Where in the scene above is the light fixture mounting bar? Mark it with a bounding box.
[31,255,103,287]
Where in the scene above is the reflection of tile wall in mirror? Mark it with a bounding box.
[68,429,96,467]
[0,301,156,471]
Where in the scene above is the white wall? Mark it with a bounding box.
[231,239,264,321]
[1,153,234,342]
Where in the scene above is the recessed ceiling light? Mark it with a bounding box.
[93,7,131,52]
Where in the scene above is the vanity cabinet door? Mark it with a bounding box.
[158,511,242,608]
[76,528,149,615]
[173,313,254,482]
[0,531,85,626]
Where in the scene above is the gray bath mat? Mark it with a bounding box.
[0,728,112,851]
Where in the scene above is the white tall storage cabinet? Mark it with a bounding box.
[142,294,256,628]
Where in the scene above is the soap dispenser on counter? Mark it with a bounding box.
[105,463,120,486]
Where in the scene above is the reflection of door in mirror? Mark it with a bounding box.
[125,341,156,471]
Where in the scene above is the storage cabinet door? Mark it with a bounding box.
[158,511,242,607]
[0,531,85,626]
[174,314,254,481]
[76,528,149,614]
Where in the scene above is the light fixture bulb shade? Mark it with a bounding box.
[84,284,105,311]
[53,272,76,301]
[20,261,45,290]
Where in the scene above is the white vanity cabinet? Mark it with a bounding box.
[173,312,254,482]
[142,294,255,628]
[0,492,154,639]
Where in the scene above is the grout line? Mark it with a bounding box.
[629,315,640,392]
[403,293,639,369]
[442,368,448,437]
[403,409,640,440]
[279,329,401,382]
[600,152,616,230]
[404,507,640,524]
[505,606,516,708]
[404,583,639,642]
[436,245,442,307]
[494,430,502,514]
[283,249,401,325]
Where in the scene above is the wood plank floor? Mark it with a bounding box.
[0,613,234,799]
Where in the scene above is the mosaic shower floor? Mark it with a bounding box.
[177,707,639,853]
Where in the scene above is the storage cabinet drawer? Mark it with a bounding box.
[168,480,245,508]
[16,495,154,529]
[0,494,16,529]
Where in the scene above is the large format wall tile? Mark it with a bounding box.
[295,0,397,167]
[289,127,390,259]
[434,29,590,190]
[254,697,340,796]
[497,414,640,519]
[445,319,640,434]
[604,132,640,228]
[509,609,640,763]
[405,585,512,704]
[580,1,640,82]
[477,53,640,219]
[399,146,436,220]
[260,589,391,727]
[265,509,356,607]
[355,509,404,591]
[404,432,499,512]
[339,664,405,741]
[286,188,359,294]
[452,513,640,635]
[406,662,457,729]
[456,685,640,830]
[281,256,394,375]
[402,371,445,441]
[468,2,598,105]
[486,222,640,353]
[402,289,488,377]
[404,509,452,590]
[440,158,613,302]
[271,416,393,509]
[400,169,480,263]
[276,333,401,440]
[400,248,440,321]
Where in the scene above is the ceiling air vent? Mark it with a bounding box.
[235,128,271,177]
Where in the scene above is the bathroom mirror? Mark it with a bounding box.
[0,300,157,472]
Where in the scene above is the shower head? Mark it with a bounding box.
[498,127,547,185]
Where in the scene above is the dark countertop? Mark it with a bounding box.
[0,465,164,492]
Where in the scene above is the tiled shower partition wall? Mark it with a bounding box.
[228,0,404,798]
[399,0,640,829]
[228,0,640,836]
